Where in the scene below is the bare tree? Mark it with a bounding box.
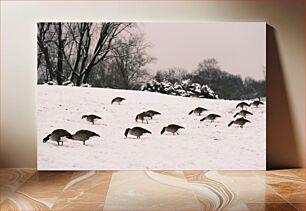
[37,23,54,81]
[109,33,155,89]
[61,23,133,85]
[197,58,220,71]
[37,22,134,86]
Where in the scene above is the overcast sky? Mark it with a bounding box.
[139,22,266,80]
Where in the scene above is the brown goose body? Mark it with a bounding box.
[234,110,253,118]
[161,124,184,135]
[236,102,251,109]
[251,100,264,107]
[146,110,161,119]
[82,114,102,124]
[200,114,221,122]
[135,112,153,124]
[188,107,207,115]
[228,117,250,128]
[43,129,72,146]
[72,130,100,145]
[111,97,125,105]
[124,127,152,139]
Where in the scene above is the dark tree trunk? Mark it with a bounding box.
[76,75,83,86]
[42,46,53,81]
[37,53,42,69]
[69,70,75,83]
[70,23,87,84]
[82,71,90,84]
[56,23,64,85]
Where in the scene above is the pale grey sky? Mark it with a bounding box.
[140,22,266,80]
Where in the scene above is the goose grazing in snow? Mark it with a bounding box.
[82,114,102,125]
[234,110,253,118]
[146,110,161,119]
[236,102,251,110]
[200,114,221,122]
[124,127,152,139]
[72,130,100,145]
[251,100,264,107]
[135,112,153,124]
[228,117,250,128]
[188,107,207,116]
[161,124,184,135]
[43,129,72,146]
[111,97,126,105]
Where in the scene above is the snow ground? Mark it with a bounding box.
[37,85,266,170]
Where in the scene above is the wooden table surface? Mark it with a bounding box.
[0,169,305,210]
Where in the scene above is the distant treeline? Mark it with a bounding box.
[153,59,266,100]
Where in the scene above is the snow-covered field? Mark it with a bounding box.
[37,85,266,170]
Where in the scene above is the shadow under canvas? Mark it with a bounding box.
[266,25,300,170]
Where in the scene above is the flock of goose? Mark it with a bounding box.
[42,96,264,146]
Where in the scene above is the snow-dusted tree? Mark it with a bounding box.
[142,79,218,99]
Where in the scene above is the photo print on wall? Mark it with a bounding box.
[37,22,266,170]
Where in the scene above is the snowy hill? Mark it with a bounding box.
[37,85,266,170]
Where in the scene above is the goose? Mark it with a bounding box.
[82,114,101,124]
[200,114,221,122]
[188,107,207,116]
[72,130,100,145]
[43,129,72,146]
[111,97,125,105]
[135,112,153,124]
[228,117,250,128]
[146,110,161,119]
[124,127,152,139]
[251,100,264,107]
[161,124,184,135]
[234,110,253,118]
[236,102,251,110]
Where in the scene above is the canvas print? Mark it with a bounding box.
[37,22,266,170]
